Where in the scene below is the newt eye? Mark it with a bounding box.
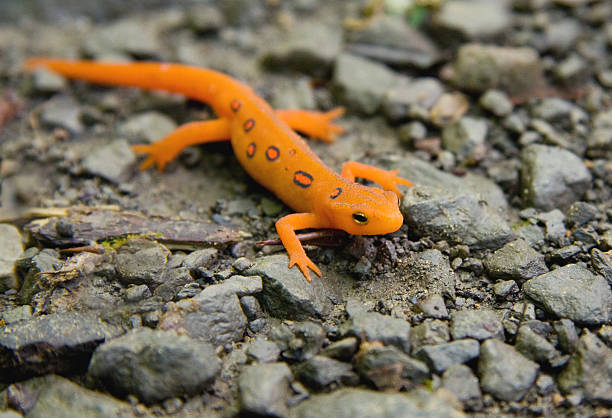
[352,212,368,224]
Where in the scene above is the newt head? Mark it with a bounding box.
[320,183,403,235]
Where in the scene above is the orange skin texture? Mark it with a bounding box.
[25,58,412,281]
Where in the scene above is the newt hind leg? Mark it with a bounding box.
[341,161,413,198]
[277,107,345,142]
[132,118,231,171]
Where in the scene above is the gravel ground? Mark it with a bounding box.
[1,0,611,417]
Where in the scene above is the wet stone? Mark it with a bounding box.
[247,338,280,363]
[557,330,612,404]
[82,139,136,184]
[244,254,331,320]
[2,375,132,418]
[441,116,487,164]
[239,362,292,418]
[433,0,511,39]
[353,343,430,390]
[521,145,592,211]
[87,328,220,403]
[340,311,411,354]
[115,239,170,286]
[320,337,359,361]
[414,339,480,374]
[118,111,177,144]
[484,239,548,283]
[0,312,122,383]
[450,309,504,341]
[411,319,450,353]
[0,224,23,291]
[416,293,449,319]
[478,339,539,402]
[290,387,464,418]
[40,96,84,133]
[295,355,359,391]
[522,263,612,325]
[332,53,398,115]
[442,363,483,411]
[404,249,455,299]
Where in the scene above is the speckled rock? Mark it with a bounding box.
[239,362,292,418]
[290,388,465,418]
[404,249,456,298]
[557,330,612,404]
[1,375,133,418]
[332,53,398,115]
[521,144,592,211]
[450,309,504,341]
[0,312,122,383]
[442,363,483,411]
[522,264,612,325]
[0,223,23,291]
[295,355,359,391]
[478,339,539,401]
[484,239,548,283]
[244,254,332,320]
[414,339,480,374]
[87,328,220,403]
[340,311,411,354]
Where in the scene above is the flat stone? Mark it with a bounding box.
[82,139,137,184]
[484,239,548,283]
[0,312,122,383]
[244,254,332,320]
[450,309,504,341]
[0,224,23,291]
[87,328,220,403]
[414,339,480,374]
[521,144,591,211]
[290,388,465,418]
[478,339,539,401]
[522,263,612,325]
[239,362,292,418]
[340,311,411,354]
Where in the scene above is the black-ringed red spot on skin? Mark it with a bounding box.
[330,187,342,199]
[265,146,280,161]
[293,170,313,188]
[246,142,256,158]
[243,118,255,132]
[230,100,241,112]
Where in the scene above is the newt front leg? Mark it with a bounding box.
[341,161,413,198]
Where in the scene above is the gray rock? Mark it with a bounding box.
[530,97,586,125]
[0,305,32,325]
[554,319,579,354]
[545,18,581,53]
[199,275,262,298]
[402,186,513,251]
[290,388,464,418]
[2,375,132,418]
[414,339,480,374]
[0,223,23,291]
[411,319,450,353]
[82,139,137,183]
[567,201,599,227]
[591,248,612,286]
[247,338,280,363]
[88,328,220,403]
[115,239,170,286]
[40,96,84,133]
[30,68,67,92]
[416,293,449,319]
[515,325,562,366]
[0,312,122,382]
[557,330,612,404]
[263,20,342,77]
[283,321,326,362]
[536,209,567,244]
[353,344,429,390]
[83,17,163,57]
[521,145,591,211]
[441,117,487,163]
[442,364,483,411]
[124,284,151,302]
[16,248,61,303]
[484,239,548,283]
[117,111,177,143]
[479,89,513,116]
[153,267,193,301]
[478,339,539,401]
[587,109,612,159]
[187,5,225,32]
[239,362,292,418]
[448,44,545,95]
[244,254,331,320]
[332,53,398,115]
[320,337,359,361]
[433,0,511,39]
[404,250,455,299]
[340,311,411,354]
[382,78,444,122]
[450,309,504,341]
[345,15,439,68]
[240,295,264,321]
[493,280,518,298]
[295,355,359,390]
[522,264,612,325]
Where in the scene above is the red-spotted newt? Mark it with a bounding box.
[25,58,412,281]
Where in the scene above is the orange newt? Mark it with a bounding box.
[25,58,412,281]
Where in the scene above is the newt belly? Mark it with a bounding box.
[25,58,412,281]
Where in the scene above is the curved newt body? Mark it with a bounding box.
[25,58,412,281]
